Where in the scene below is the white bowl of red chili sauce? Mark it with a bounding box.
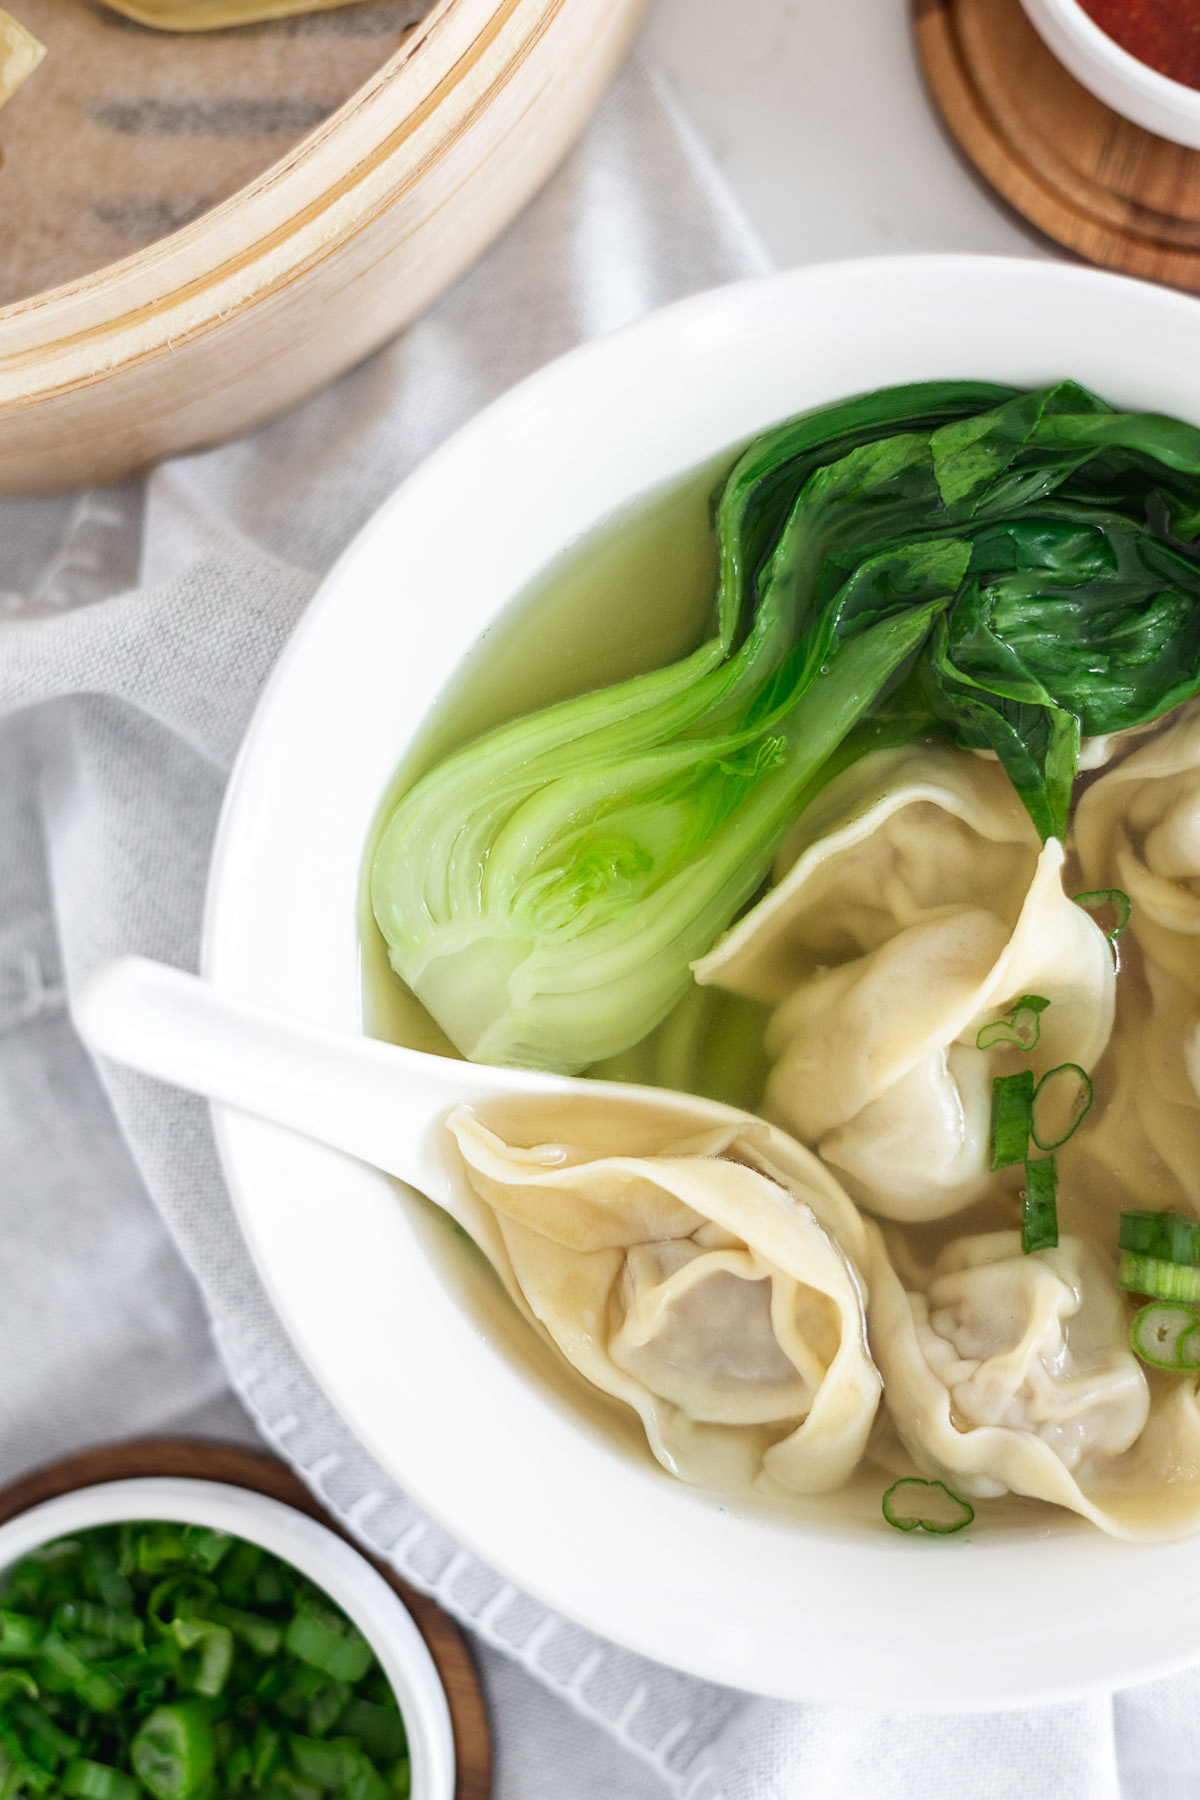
[1021,0,1200,148]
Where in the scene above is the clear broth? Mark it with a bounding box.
[360,452,728,1056]
[358,453,1121,1541]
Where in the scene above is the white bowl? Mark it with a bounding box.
[205,255,1200,1709]
[0,1477,455,1796]
[1020,0,1200,148]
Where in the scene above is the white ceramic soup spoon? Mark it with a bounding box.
[71,956,737,1236]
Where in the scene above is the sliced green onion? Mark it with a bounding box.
[1030,1063,1094,1151]
[0,1670,39,1707]
[254,1562,287,1607]
[54,1601,145,1651]
[81,1538,133,1613]
[271,1658,331,1720]
[179,1528,234,1574]
[289,1734,385,1789]
[306,1678,352,1736]
[11,1695,81,1766]
[61,1759,141,1800]
[214,1538,262,1604]
[348,1764,393,1800]
[0,1610,42,1660]
[146,1576,215,1634]
[250,1724,284,1786]
[130,1704,215,1800]
[133,1527,194,1577]
[38,1632,123,1712]
[260,1776,324,1800]
[284,1604,373,1685]
[210,1599,282,1657]
[168,1617,233,1698]
[225,1743,254,1787]
[1130,1301,1200,1370]
[1073,887,1131,942]
[990,1069,1033,1169]
[1022,1155,1059,1254]
[881,1478,974,1535]
[1119,1251,1200,1304]
[337,1700,407,1765]
[0,1523,408,1798]
[976,993,1050,1052]
[1119,1210,1200,1267]
[0,1723,55,1795]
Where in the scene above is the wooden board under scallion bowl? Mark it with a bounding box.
[0,0,647,493]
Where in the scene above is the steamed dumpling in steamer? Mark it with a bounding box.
[446,1100,881,1498]
[695,744,1116,1221]
[866,1226,1200,1540]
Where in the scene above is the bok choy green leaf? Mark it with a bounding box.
[372,379,1200,1073]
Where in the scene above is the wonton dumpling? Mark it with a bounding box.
[1076,703,1200,997]
[1067,958,1200,1220]
[1076,723,1161,771]
[695,743,1042,1004]
[446,1102,881,1497]
[696,745,1115,1220]
[868,1227,1200,1540]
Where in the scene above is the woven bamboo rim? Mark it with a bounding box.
[0,0,647,490]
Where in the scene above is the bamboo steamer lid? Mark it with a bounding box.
[0,0,648,493]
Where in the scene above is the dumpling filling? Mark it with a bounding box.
[911,1234,1148,1480]
[446,1102,881,1497]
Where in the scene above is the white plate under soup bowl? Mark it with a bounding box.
[205,255,1200,1709]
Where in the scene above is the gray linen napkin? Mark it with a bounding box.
[0,49,1181,1800]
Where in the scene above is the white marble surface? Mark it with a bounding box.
[645,0,1055,266]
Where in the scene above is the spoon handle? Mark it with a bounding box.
[69,956,519,1206]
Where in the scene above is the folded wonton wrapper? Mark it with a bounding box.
[96,0,366,27]
[867,1226,1200,1540]
[1076,723,1161,772]
[0,10,43,111]
[1065,961,1200,1226]
[1069,705,1200,1219]
[696,745,1115,1221]
[1077,702,1200,1001]
[446,1100,882,1498]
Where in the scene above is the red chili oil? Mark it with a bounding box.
[1076,0,1200,92]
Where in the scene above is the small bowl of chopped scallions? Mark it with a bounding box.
[0,1477,455,1800]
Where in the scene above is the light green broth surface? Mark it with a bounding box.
[360,453,727,1060]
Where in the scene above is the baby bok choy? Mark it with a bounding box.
[371,379,1200,1074]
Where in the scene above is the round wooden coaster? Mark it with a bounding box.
[914,0,1200,291]
[0,1439,492,1800]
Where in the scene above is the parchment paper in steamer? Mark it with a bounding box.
[0,0,431,309]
